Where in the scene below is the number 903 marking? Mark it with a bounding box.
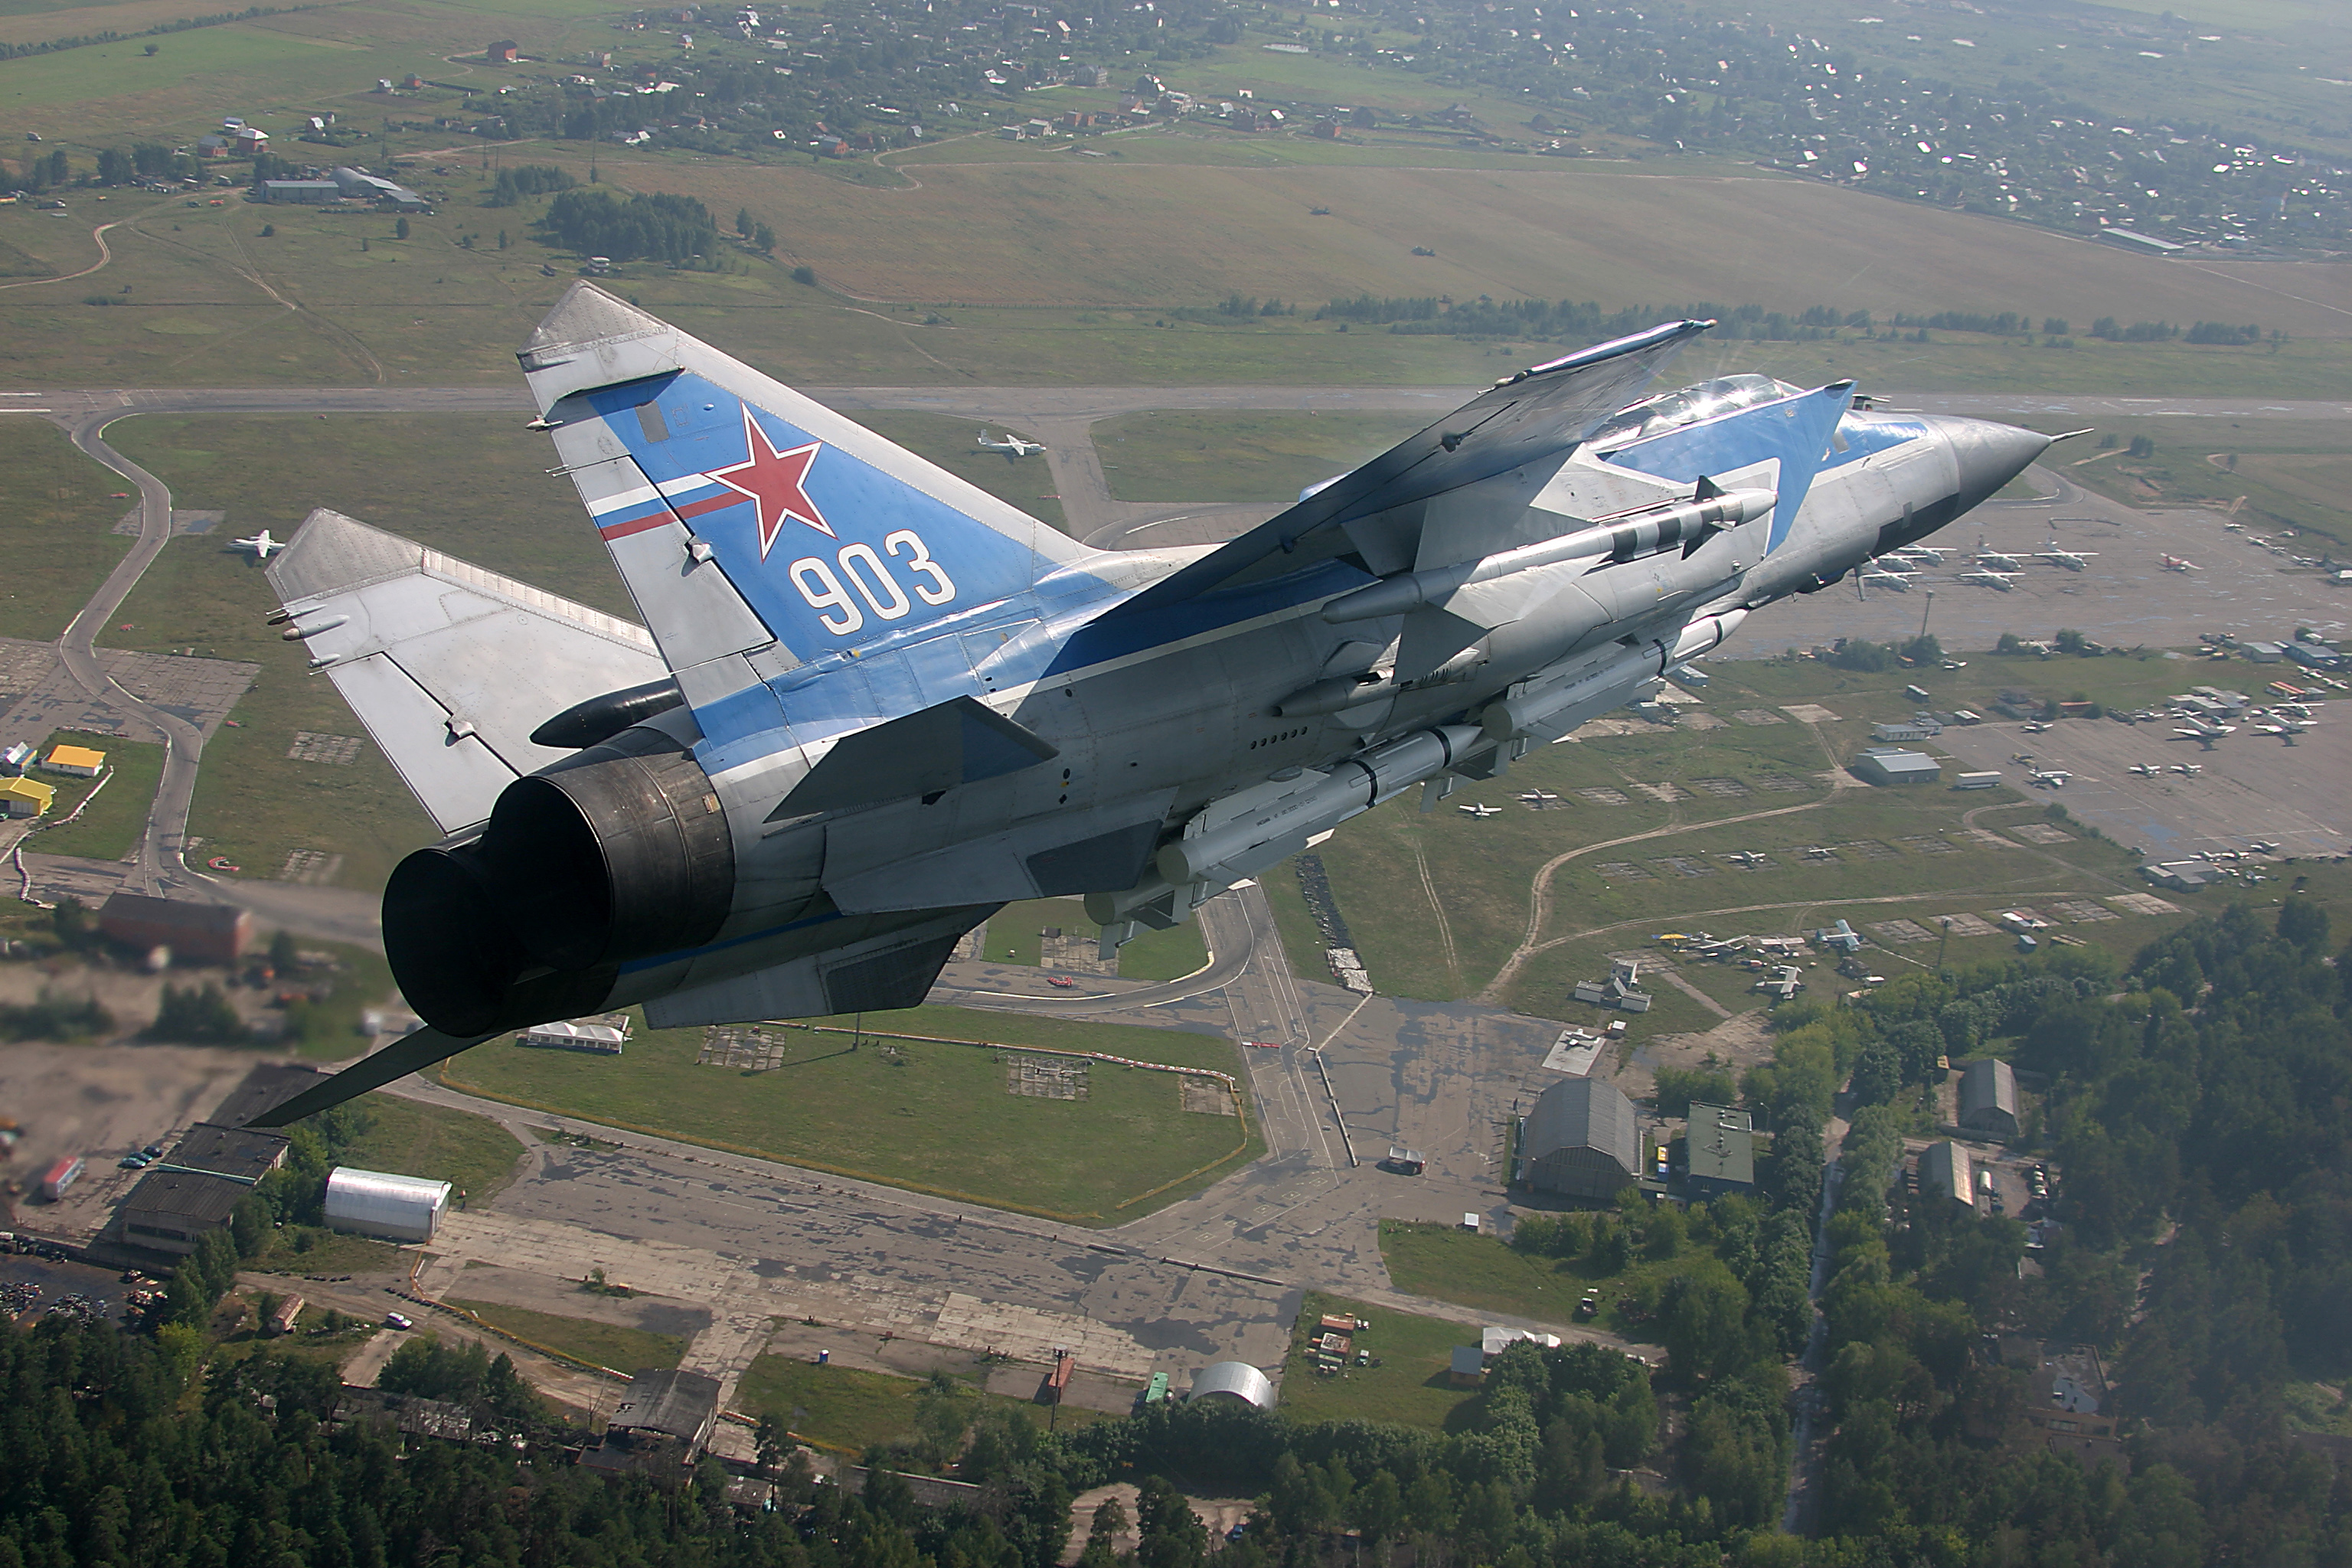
[789,529,956,635]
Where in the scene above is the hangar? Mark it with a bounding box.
[1517,1077,1640,1201]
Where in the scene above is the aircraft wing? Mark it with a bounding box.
[1102,318,1712,616]
[265,509,670,835]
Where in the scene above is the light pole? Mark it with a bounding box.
[1919,587,1935,646]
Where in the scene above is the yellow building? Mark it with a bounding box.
[41,743,106,777]
[0,776,54,818]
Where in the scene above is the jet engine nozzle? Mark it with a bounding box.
[384,726,735,1036]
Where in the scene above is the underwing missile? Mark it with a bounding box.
[1319,485,1776,626]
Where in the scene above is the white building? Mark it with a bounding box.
[325,1166,452,1243]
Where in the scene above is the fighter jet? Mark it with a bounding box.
[1957,567,2019,591]
[1457,802,1502,818]
[230,529,284,560]
[2034,542,2098,571]
[2161,554,2200,572]
[976,430,1046,460]
[246,286,2049,1125]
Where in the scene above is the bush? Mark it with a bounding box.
[147,982,246,1044]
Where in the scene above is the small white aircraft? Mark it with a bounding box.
[1457,802,1501,818]
[976,430,1046,460]
[1889,544,1948,567]
[1860,564,1916,592]
[2160,554,2200,572]
[1975,540,2027,571]
[2028,768,2071,788]
[2035,542,2098,571]
[1958,568,2018,591]
[2170,763,2203,776]
[1517,789,1561,808]
[1723,850,1772,867]
[230,529,283,560]
[2129,763,2159,776]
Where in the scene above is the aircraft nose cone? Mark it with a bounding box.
[1928,416,2053,514]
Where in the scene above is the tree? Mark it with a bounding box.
[149,982,245,1044]
[737,204,753,237]
[394,216,410,239]
[753,221,776,253]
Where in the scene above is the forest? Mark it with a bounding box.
[0,903,2344,1566]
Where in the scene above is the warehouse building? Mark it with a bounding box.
[260,179,342,204]
[1517,1076,1640,1201]
[1919,1141,1974,1211]
[325,1166,452,1243]
[1681,1102,1756,1200]
[1187,1361,1277,1410]
[113,1168,245,1254]
[1851,746,1942,786]
[0,776,53,818]
[1959,1058,2020,1141]
[97,892,252,965]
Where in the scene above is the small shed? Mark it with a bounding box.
[1517,1076,1639,1200]
[97,892,252,965]
[0,776,53,818]
[324,1166,452,1243]
[1187,1361,1276,1410]
[1449,1346,1486,1387]
[1958,1058,2020,1141]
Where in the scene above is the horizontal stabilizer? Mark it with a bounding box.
[243,1027,495,1128]
[1102,319,1711,615]
[266,510,669,835]
[770,694,1058,818]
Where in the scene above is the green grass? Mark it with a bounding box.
[1380,1220,1700,1343]
[843,411,1067,534]
[433,1004,1259,1223]
[732,1354,1094,1452]
[2053,417,2352,553]
[1277,1291,1485,1431]
[252,1228,407,1276]
[0,422,135,641]
[985,897,1211,982]
[340,1096,526,1209]
[444,1298,686,1375]
[24,730,163,861]
[1093,411,1426,503]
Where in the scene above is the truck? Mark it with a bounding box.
[37,1155,83,1201]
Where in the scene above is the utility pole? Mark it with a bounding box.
[1919,587,1935,645]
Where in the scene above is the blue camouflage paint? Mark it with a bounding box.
[1600,383,1855,551]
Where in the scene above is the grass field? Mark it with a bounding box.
[1094,411,1426,503]
[444,1298,686,1375]
[1277,1290,1484,1431]
[341,1095,526,1208]
[433,1004,1259,1223]
[984,898,1210,982]
[253,1228,404,1276]
[24,730,163,861]
[1379,1220,1696,1343]
[0,423,135,642]
[843,411,1068,535]
[1287,652,2213,1008]
[2053,417,2352,553]
[732,1354,1093,1454]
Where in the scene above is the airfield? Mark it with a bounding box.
[1,0,2348,1452]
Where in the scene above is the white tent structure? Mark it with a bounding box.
[325,1166,452,1243]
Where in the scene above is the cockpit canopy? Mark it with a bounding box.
[1586,373,1802,450]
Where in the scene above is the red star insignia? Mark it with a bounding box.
[707,407,831,557]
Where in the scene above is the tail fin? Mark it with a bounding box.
[518,285,1093,676]
[1602,381,1854,554]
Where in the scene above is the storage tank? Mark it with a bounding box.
[324,1166,452,1243]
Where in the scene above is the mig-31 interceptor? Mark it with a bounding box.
[249,285,2047,1125]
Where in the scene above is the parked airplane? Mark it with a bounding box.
[976,430,1046,459]
[1859,564,1916,592]
[245,286,2049,1125]
[1886,544,1948,567]
[1958,567,2019,590]
[2035,543,2098,571]
[1458,802,1502,817]
[2161,554,2200,572]
[2171,763,2203,776]
[1975,542,2026,571]
[2129,763,2159,776]
[2028,768,2071,787]
[230,529,283,560]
